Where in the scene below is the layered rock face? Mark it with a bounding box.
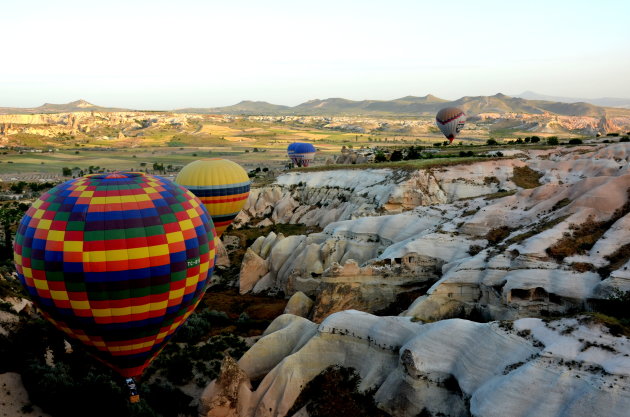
[235,159,523,229]
[212,143,630,416]
[239,143,630,323]
[199,311,630,417]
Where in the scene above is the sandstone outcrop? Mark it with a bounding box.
[234,144,630,326]
[235,159,525,229]
[283,292,314,318]
[200,311,630,417]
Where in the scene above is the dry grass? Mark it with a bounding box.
[512,166,542,189]
[547,190,630,261]
[506,215,570,246]
[597,243,630,278]
[486,226,513,245]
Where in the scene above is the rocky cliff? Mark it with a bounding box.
[206,143,630,416]
[200,311,630,417]
[238,144,630,323]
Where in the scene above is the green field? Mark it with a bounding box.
[0,114,600,180]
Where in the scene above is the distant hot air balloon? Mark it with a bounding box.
[287,142,316,167]
[175,159,250,237]
[13,172,216,385]
[436,107,466,144]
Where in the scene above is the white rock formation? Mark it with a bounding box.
[199,311,630,417]
[283,292,314,318]
[0,373,50,417]
[236,159,526,229]
[237,145,630,322]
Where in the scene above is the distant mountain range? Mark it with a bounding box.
[0,99,129,115]
[179,93,630,117]
[2,94,630,117]
[515,91,630,109]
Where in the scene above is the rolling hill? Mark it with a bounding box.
[516,91,630,109]
[2,95,630,117]
[0,99,131,114]
[182,93,630,117]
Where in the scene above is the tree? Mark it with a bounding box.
[486,139,498,146]
[10,182,27,194]
[568,138,583,145]
[390,150,403,162]
[404,146,420,160]
[62,167,72,176]
[530,136,541,143]
[374,151,386,163]
[547,136,559,146]
[0,202,26,250]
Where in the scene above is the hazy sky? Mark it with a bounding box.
[2,0,629,109]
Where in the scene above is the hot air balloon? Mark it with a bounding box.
[436,107,466,144]
[13,172,216,391]
[287,142,316,167]
[175,159,250,237]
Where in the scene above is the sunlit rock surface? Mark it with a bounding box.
[199,311,630,417]
[236,144,630,322]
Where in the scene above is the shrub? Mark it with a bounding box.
[389,150,403,162]
[486,226,512,245]
[568,138,583,145]
[530,136,541,143]
[288,366,388,417]
[619,136,630,143]
[547,136,559,145]
[486,139,498,146]
[512,166,542,189]
[468,245,483,256]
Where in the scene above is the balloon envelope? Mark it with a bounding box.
[175,159,250,237]
[13,172,216,377]
[287,142,316,167]
[436,107,466,143]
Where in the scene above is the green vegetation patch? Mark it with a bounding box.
[296,156,506,173]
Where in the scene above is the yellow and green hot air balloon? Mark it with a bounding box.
[176,159,251,237]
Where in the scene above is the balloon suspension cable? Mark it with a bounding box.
[125,377,140,403]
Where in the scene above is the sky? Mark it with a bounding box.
[1,0,629,109]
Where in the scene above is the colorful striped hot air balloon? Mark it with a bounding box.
[287,142,316,167]
[436,107,466,144]
[175,159,250,237]
[13,172,216,379]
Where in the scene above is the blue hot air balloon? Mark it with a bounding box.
[287,142,316,167]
